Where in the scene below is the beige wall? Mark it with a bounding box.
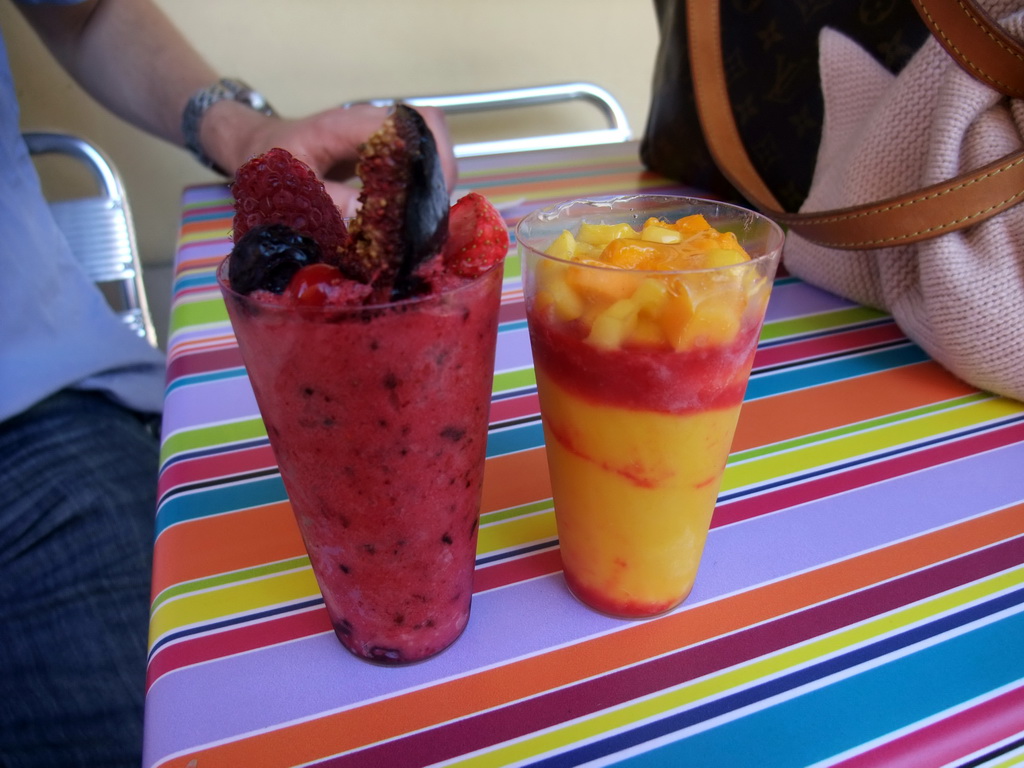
[5,1,658,268]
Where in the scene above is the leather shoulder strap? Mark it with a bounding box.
[911,0,1024,98]
[687,0,1024,250]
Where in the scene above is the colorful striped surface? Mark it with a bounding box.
[144,142,1024,768]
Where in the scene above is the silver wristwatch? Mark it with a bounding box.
[182,78,276,173]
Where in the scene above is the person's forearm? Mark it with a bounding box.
[16,0,457,194]
[19,0,220,147]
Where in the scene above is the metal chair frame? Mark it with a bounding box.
[23,131,157,347]
[345,82,633,157]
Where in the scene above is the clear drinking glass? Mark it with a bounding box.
[517,195,784,618]
[218,260,503,663]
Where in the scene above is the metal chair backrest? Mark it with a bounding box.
[23,131,157,347]
[344,82,633,158]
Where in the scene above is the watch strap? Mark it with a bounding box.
[182,78,276,174]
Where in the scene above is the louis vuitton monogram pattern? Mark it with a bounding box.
[642,0,929,210]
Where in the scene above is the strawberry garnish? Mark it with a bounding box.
[232,148,348,260]
[443,193,509,277]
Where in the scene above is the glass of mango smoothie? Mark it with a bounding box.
[518,196,784,618]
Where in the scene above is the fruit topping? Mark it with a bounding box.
[443,192,510,277]
[229,223,323,294]
[227,106,508,302]
[347,105,450,296]
[534,215,762,352]
[232,147,349,262]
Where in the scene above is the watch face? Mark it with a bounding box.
[244,90,272,114]
[224,80,273,115]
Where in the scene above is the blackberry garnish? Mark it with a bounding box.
[229,223,322,294]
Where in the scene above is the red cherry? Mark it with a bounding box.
[286,263,344,306]
[285,263,375,306]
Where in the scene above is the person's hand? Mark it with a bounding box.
[216,104,457,216]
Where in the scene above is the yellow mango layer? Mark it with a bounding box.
[536,368,742,615]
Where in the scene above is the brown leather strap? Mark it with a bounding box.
[911,0,1024,98]
[687,0,1024,250]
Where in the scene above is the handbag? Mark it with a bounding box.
[666,0,1024,400]
[641,0,932,211]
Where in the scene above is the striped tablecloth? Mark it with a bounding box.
[146,141,1024,768]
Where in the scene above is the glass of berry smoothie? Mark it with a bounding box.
[216,109,508,664]
[518,195,783,618]
[219,258,503,663]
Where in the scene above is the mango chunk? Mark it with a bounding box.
[601,239,704,271]
[587,299,639,349]
[536,255,570,288]
[566,260,640,305]
[631,277,670,317]
[658,288,697,350]
[535,280,585,322]
[674,214,712,236]
[578,222,637,247]
[640,224,682,244]
[704,247,749,268]
[573,242,602,260]
[678,291,745,348]
[630,317,666,347]
[546,230,577,260]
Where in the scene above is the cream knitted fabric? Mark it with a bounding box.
[784,1,1024,400]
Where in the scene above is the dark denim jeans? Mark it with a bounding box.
[0,390,158,767]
